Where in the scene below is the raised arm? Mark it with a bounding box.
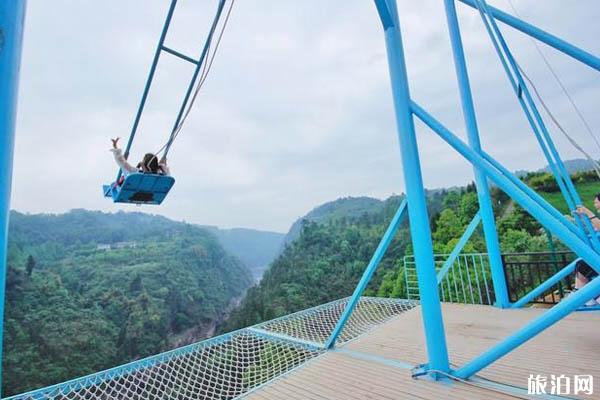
[109,137,137,174]
[575,205,600,231]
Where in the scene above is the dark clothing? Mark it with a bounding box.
[575,260,599,281]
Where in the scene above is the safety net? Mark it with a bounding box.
[8,297,418,400]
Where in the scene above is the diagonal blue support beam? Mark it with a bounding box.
[0,0,27,392]
[455,267,600,378]
[325,199,407,349]
[436,212,481,284]
[374,0,450,375]
[410,101,600,275]
[471,0,600,253]
[443,0,508,307]
[458,0,600,71]
[512,259,577,308]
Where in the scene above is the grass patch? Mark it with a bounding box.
[538,181,600,214]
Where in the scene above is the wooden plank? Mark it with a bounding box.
[245,304,600,399]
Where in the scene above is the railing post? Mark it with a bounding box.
[375,0,450,375]
[0,0,27,393]
[443,0,509,308]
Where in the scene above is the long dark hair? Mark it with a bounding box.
[138,153,159,173]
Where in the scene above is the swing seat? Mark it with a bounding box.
[103,173,175,205]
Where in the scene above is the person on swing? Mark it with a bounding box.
[572,194,600,305]
[110,137,170,178]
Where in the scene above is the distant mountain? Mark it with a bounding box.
[200,226,285,280]
[5,209,253,396]
[282,197,385,247]
[539,158,596,174]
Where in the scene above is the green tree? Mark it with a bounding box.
[25,255,35,277]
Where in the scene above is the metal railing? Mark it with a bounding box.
[502,251,576,305]
[403,251,578,306]
[403,253,495,305]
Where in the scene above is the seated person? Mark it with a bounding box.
[110,137,170,178]
[573,195,600,305]
[573,260,600,306]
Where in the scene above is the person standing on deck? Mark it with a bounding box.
[573,194,600,305]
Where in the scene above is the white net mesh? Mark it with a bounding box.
[8,297,417,400]
[256,297,417,345]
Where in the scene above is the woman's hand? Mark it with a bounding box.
[575,205,594,218]
[111,137,120,149]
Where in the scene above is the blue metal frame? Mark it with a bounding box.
[471,0,600,253]
[436,212,481,284]
[325,198,408,349]
[411,101,600,273]
[0,0,27,393]
[443,0,508,307]
[375,0,450,375]
[458,0,600,72]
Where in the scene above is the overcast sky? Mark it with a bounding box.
[11,0,600,232]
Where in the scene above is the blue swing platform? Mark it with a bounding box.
[103,173,175,205]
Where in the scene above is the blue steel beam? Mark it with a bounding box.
[0,0,27,392]
[458,0,600,72]
[325,199,408,349]
[120,0,178,168]
[456,268,600,378]
[436,212,481,284]
[443,0,508,307]
[410,102,600,274]
[161,46,199,65]
[480,151,585,241]
[512,259,577,308]
[375,0,450,374]
[472,0,600,253]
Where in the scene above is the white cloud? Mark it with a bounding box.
[11,0,600,232]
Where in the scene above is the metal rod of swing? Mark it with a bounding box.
[457,0,600,72]
[0,0,27,394]
[444,0,509,307]
[375,0,450,374]
[117,0,178,183]
[163,0,227,158]
[325,199,408,349]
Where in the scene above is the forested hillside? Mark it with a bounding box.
[4,210,253,396]
[223,175,581,332]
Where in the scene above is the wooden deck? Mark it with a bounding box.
[245,303,600,399]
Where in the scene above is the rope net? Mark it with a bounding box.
[8,297,417,400]
[256,297,417,346]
